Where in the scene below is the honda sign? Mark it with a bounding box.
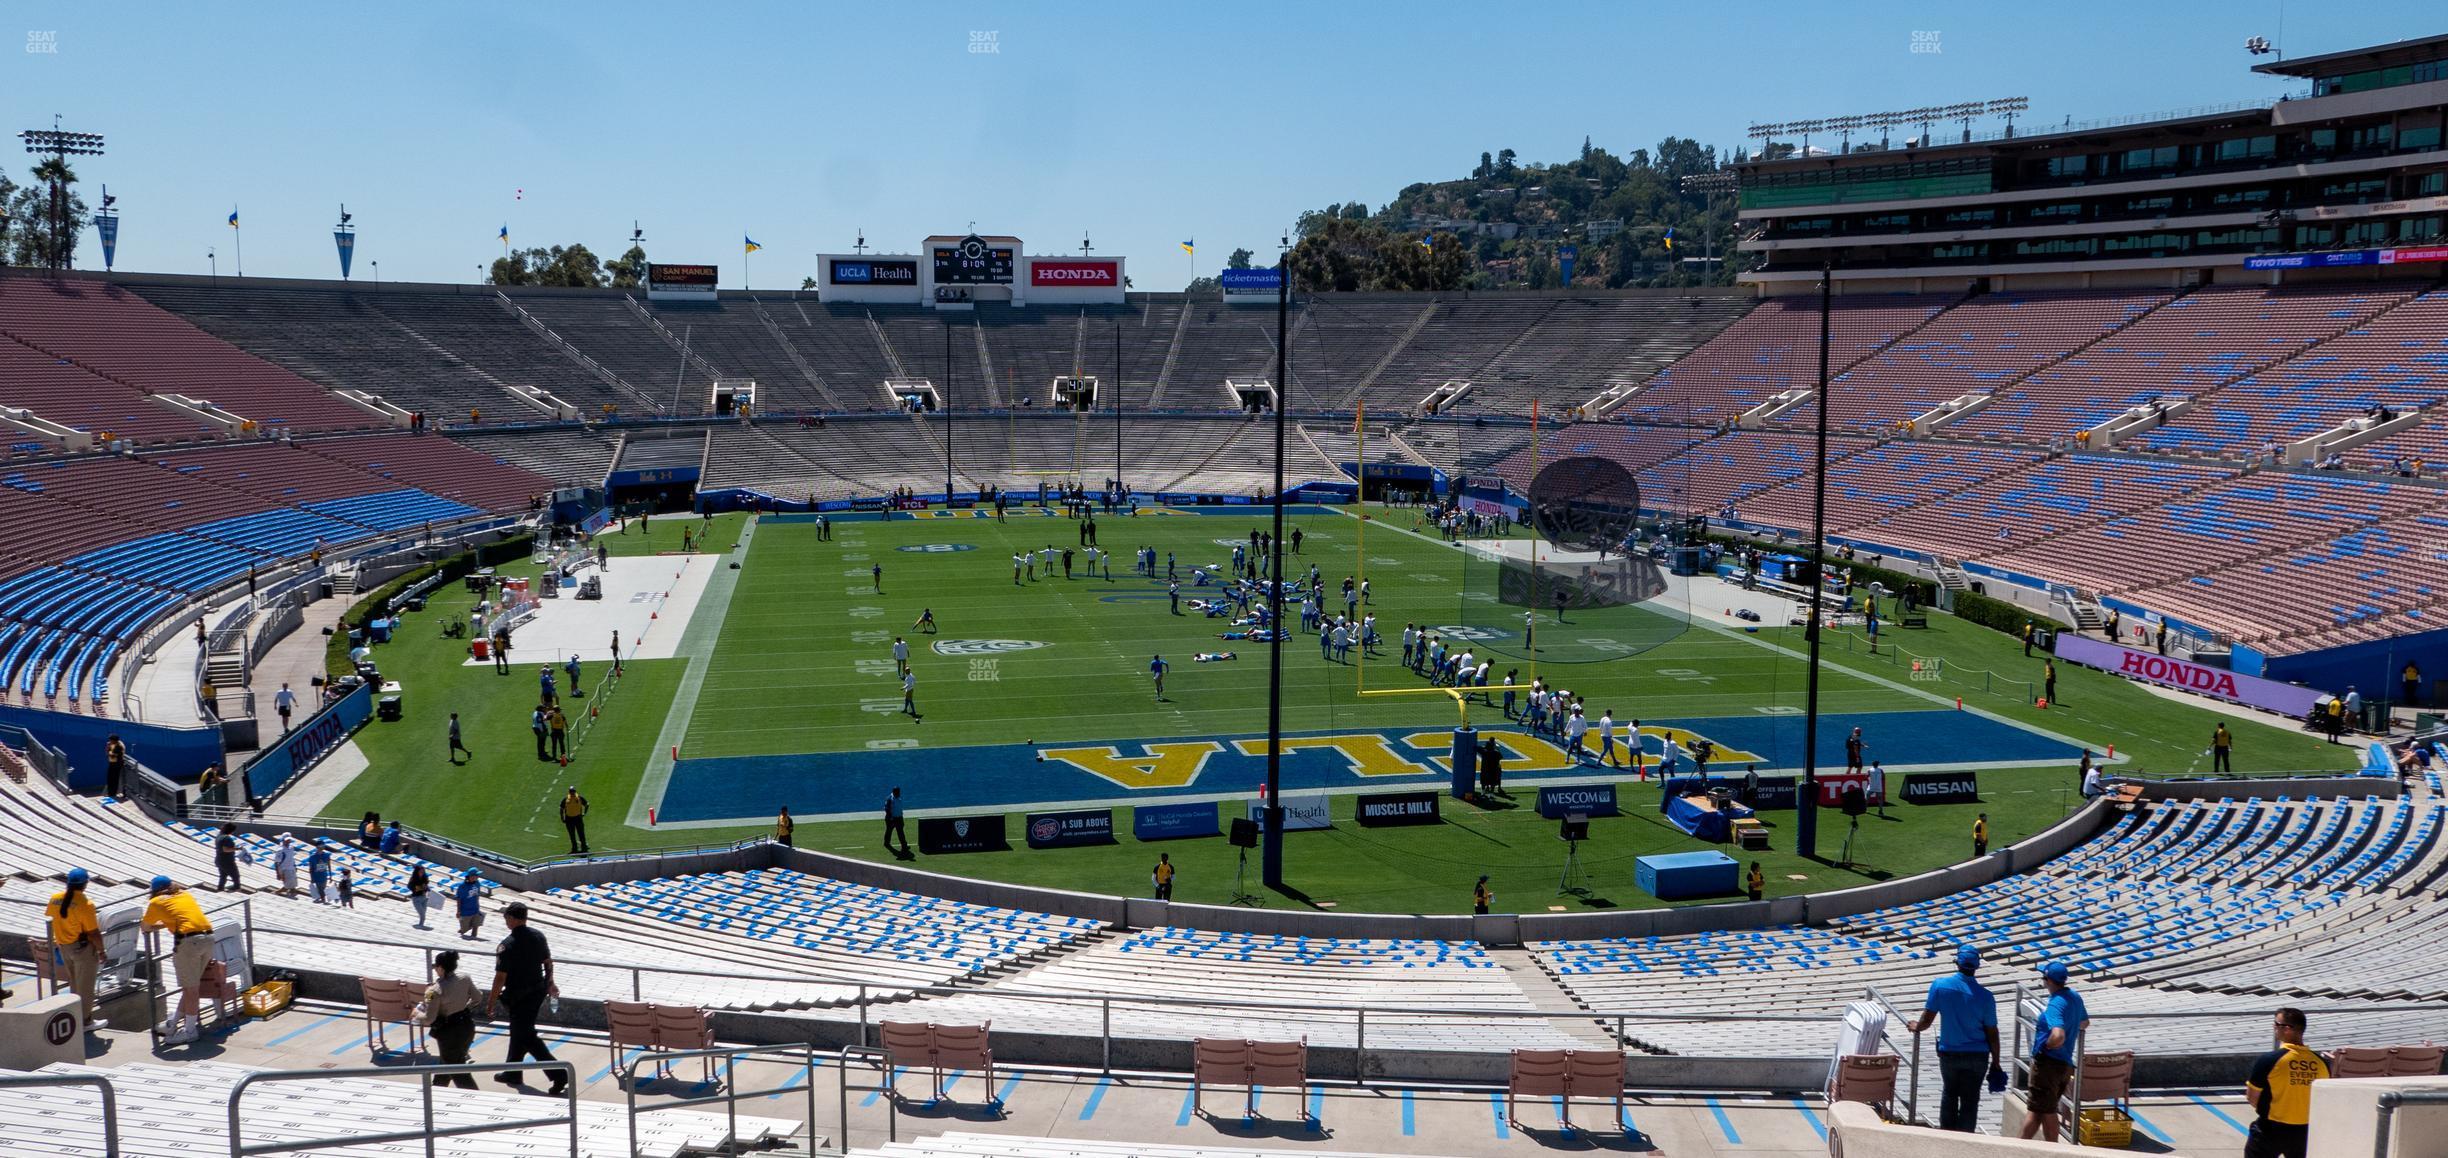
[1029,259,1120,287]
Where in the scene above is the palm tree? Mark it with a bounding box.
[10,156,82,268]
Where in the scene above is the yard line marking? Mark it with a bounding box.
[1400,1089,1415,1135]
[1176,1085,1197,1126]
[1488,1090,1511,1139]
[631,518,759,826]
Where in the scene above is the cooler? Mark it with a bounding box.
[1634,850,1739,900]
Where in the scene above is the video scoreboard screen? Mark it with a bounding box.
[646,262,719,301]
[932,235,1015,284]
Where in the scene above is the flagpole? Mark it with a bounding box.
[233,210,243,278]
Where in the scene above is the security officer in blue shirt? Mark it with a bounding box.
[1909,944,2002,1132]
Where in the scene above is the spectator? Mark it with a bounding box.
[1909,945,2000,1133]
[336,865,356,908]
[104,734,127,799]
[274,682,296,733]
[141,876,216,1045]
[2081,763,2105,800]
[448,712,471,765]
[421,950,480,1089]
[558,787,589,854]
[454,868,485,939]
[380,821,404,855]
[271,834,300,895]
[2019,961,2088,1142]
[48,868,107,1030]
[2243,1007,2326,1158]
[408,864,432,929]
[306,843,334,903]
[484,902,565,1095]
[211,824,243,891]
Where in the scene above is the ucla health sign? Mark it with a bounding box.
[1132,800,1220,841]
[830,259,919,286]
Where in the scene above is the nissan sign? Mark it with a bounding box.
[1899,772,1981,805]
[1029,259,1120,287]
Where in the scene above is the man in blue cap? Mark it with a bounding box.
[2020,960,2090,1142]
[1909,944,2001,1132]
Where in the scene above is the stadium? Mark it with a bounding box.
[4,11,2448,1157]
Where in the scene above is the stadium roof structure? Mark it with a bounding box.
[2251,31,2448,77]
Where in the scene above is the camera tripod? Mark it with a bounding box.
[1558,836,1590,897]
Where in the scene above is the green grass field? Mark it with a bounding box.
[327,504,2357,914]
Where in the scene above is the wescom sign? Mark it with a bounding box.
[1029,260,1119,286]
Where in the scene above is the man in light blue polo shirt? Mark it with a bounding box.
[1910,944,2001,1132]
[2021,961,2091,1143]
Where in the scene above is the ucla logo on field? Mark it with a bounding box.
[933,639,1051,656]
[1430,624,1508,642]
[898,543,976,553]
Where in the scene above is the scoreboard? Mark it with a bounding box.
[932,234,1015,284]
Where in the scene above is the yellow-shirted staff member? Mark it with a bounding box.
[1472,875,1493,915]
[1746,862,1765,902]
[2243,1007,2327,1158]
[48,869,106,1029]
[140,875,215,1045]
[1151,853,1175,900]
[1972,814,1990,858]
[775,807,794,848]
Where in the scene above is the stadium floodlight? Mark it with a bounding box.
[1988,96,2031,138]
[20,121,105,270]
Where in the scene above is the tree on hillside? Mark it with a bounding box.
[5,159,85,268]
[606,244,649,289]
[488,243,609,287]
[1288,217,1470,293]
[1475,151,1493,179]
[1495,148,1518,177]
[1184,275,1221,295]
[1226,247,1253,270]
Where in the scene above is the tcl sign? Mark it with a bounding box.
[1030,260,1119,286]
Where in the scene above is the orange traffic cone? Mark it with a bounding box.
[2037,697,2049,710]
[1955,696,1963,710]
[2107,744,2115,759]
[589,704,599,719]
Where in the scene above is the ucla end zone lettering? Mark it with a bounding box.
[654,710,2081,824]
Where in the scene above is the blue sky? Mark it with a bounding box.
[6,1,2435,287]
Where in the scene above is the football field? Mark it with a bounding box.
[328,504,2360,913]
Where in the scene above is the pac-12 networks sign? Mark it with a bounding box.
[1029,259,1120,287]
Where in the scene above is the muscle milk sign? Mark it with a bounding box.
[2054,634,2324,717]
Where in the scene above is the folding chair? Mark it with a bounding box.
[1248,1039,1312,1124]
[356,978,424,1058]
[1191,1038,1252,1122]
[604,1000,659,1080]
[1829,1054,1900,1118]
[931,1022,996,1107]
[1505,1049,1571,1131]
[651,1004,717,1083]
[1564,1049,1628,1135]
[878,1021,938,1102]
[2331,1047,2393,1079]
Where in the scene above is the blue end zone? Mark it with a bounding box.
[657,709,2079,824]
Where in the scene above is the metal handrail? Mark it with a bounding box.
[224,1060,578,1158]
[0,1073,120,1157]
[620,1042,821,1158]
[834,1045,900,1155]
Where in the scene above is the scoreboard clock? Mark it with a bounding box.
[932,234,1015,284]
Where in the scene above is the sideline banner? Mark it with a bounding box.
[1899,771,1980,805]
[1248,794,1332,831]
[1132,801,1219,841]
[918,814,1008,854]
[2054,634,2324,717]
[1355,790,1441,827]
[1025,808,1114,849]
[1536,783,1620,819]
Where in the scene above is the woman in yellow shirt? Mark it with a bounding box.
[48,869,106,1029]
